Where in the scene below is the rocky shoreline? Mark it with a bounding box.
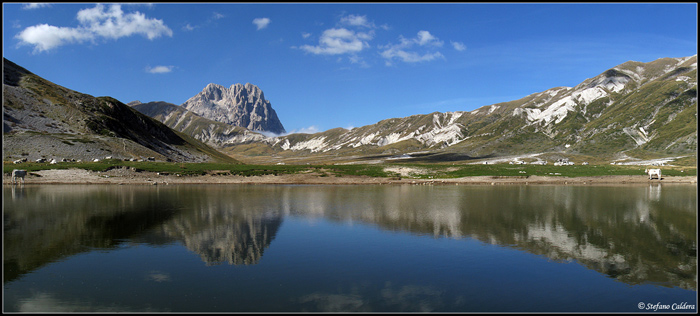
[4,168,697,186]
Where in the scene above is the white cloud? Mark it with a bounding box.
[299,28,372,55]
[295,14,380,62]
[295,15,456,68]
[381,49,444,65]
[451,41,466,51]
[76,4,172,40]
[16,4,172,52]
[380,30,445,65]
[183,23,196,31]
[22,3,51,10]
[15,24,92,52]
[416,30,443,46]
[125,3,155,9]
[253,17,271,30]
[387,31,443,50]
[340,14,373,28]
[146,65,174,74]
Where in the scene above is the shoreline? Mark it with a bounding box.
[3,168,697,186]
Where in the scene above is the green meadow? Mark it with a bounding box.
[4,160,696,179]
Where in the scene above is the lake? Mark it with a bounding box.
[3,184,697,312]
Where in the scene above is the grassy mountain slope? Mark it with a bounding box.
[3,58,238,164]
[263,56,696,164]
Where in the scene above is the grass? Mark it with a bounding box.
[0,160,303,176]
[1,160,390,178]
[4,160,696,178]
[415,164,696,178]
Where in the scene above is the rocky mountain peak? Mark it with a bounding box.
[182,82,286,134]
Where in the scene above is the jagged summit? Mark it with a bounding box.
[182,82,286,134]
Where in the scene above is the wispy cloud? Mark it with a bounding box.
[21,3,51,10]
[381,50,444,65]
[182,23,196,31]
[182,11,225,31]
[253,17,271,30]
[349,55,370,68]
[340,14,374,28]
[451,41,466,51]
[380,30,446,66]
[145,65,174,74]
[16,4,172,53]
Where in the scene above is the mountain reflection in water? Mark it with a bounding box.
[3,184,697,290]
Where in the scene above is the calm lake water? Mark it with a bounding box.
[3,184,697,312]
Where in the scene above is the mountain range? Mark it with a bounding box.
[2,58,237,164]
[3,55,696,165]
[130,55,697,165]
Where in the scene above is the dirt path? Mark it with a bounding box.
[3,168,697,185]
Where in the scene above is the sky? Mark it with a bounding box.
[3,2,698,134]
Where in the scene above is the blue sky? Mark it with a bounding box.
[3,3,697,134]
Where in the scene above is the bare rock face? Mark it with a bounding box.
[181,83,286,134]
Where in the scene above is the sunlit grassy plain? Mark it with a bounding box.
[4,159,696,179]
